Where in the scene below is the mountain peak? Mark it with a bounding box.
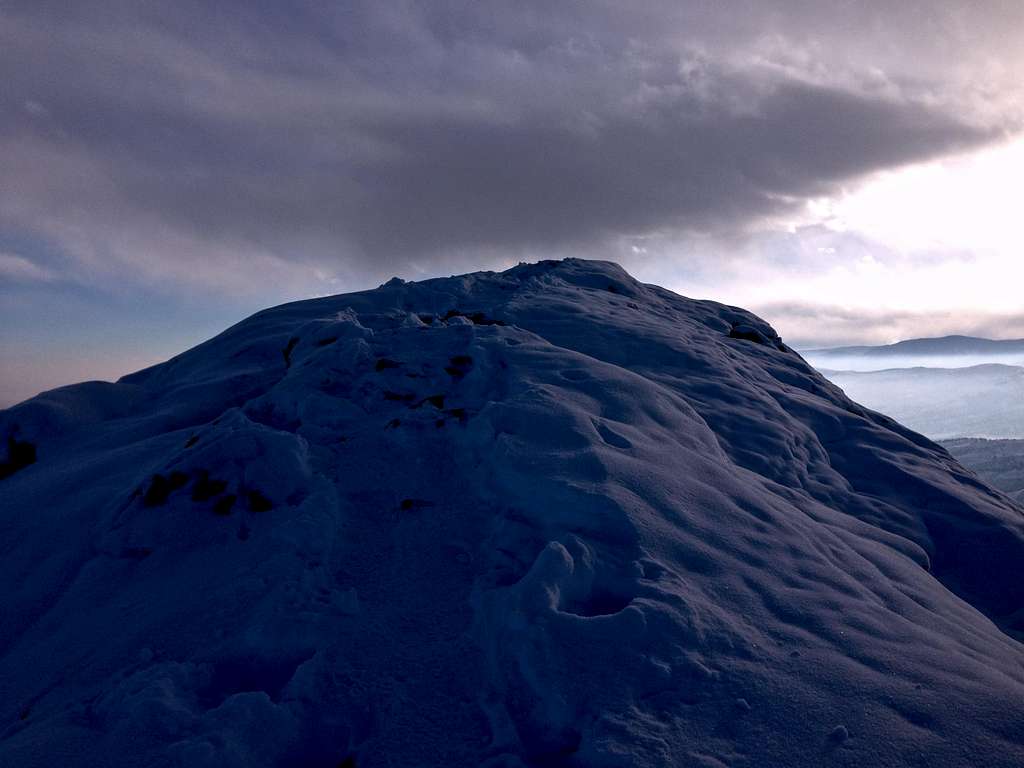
[3,259,1024,767]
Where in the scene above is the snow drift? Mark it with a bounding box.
[2,259,1024,767]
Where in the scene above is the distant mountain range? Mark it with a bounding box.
[803,335,1024,374]
[806,335,1024,357]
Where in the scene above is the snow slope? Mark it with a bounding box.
[2,258,1024,767]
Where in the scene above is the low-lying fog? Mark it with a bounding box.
[802,337,1024,502]
[817,364,1024,440]
[802,352,1024,372]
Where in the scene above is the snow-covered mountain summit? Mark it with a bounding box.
[2,258,1024,767]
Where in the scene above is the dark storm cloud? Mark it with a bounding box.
[345,83,989,257]
[1,0,1021,286]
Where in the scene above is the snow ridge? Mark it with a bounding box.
[2,258,1024,767]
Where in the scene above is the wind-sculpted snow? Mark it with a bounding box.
[2,259,1024,767]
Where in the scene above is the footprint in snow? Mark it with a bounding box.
[594,420,632,450]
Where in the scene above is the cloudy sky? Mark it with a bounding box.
[2,1,1023,405]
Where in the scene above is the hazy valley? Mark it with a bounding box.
[805,337,1024,507]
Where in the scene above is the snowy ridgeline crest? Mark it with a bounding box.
[2,258,1024,767]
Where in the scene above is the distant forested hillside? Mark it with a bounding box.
[942,438,1024,504]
